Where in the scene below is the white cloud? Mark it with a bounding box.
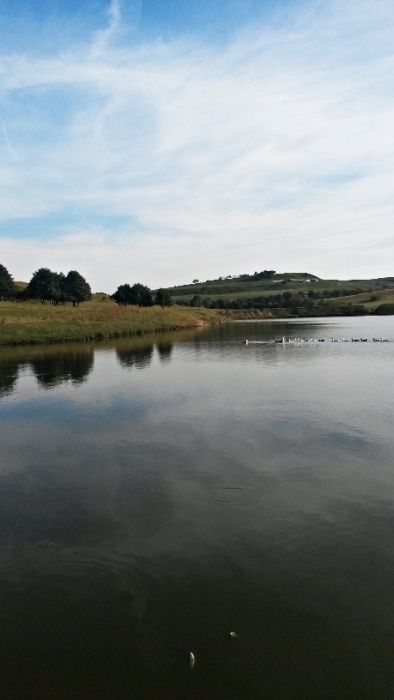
[90,0,122,58]
[0,0,394,289]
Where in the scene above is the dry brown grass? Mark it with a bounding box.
[0,299,222,346]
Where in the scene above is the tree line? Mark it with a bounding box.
[0,263,172,307]
[0,264,92,306]
[237,269,276,281]
[112,283,172,307]
[180,287,369,311]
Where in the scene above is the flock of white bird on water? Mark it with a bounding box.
[243,337,389,345]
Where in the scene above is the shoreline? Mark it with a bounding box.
[0,302,223,348]
[0,301,389,349]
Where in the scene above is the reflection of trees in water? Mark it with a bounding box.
[0,359,21,398]
[156,340,173,363]
[30,349,94,389]
[0,347,95,397]
[116,344,154,370]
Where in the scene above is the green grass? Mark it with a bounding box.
[173,288,287,302]
[0,299,222,347]
[170,277,379,304]
[364,290,394,310]
[334,289,394,310]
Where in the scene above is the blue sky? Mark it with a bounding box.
[0,0,393,290]
[0,1,296,47]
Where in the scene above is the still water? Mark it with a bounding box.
[1,317,394,699]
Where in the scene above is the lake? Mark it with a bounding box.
[1,316,394,698]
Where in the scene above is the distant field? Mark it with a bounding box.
[173,289,283,302]
[169,276,379,303]
[0,299,221,346]
[335,289,394,310]
[164,271,394,317]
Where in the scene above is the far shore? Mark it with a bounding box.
[0,300,223,348]
[0,300,389,349]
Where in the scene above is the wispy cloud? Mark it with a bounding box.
[0,115,17,160]
[90,0,122,58]
[0,0,393,288]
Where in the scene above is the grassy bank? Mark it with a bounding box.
[0,299,222,347]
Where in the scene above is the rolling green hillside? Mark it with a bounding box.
[166,271,394,316]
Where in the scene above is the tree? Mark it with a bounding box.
[112,284,133,305]
[155,288,172,307]
[25,268,91,305]
[63,270,91,307]
[52,272,66,304]
[0,263,14,300]
[261,270,276,280]
[129,283,153,307]
[25,268,61,304]
[112,283,153,307]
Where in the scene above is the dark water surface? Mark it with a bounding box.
[1,317,394,699]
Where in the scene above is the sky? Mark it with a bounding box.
[0,0,393,291]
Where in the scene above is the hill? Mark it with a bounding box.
[165,270,394,317]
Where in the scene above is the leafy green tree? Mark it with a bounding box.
[0,263,14,299]
[112,283,152,307]
[64,270,91,307]
[155,288,172,307]
[53,272,66,304]
[112,284,133,305]
[25,268,61,304]
[25,268,90,305]
[129,283,153,307]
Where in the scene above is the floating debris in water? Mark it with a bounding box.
[189,651,196,669]
[229,631,238,638]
